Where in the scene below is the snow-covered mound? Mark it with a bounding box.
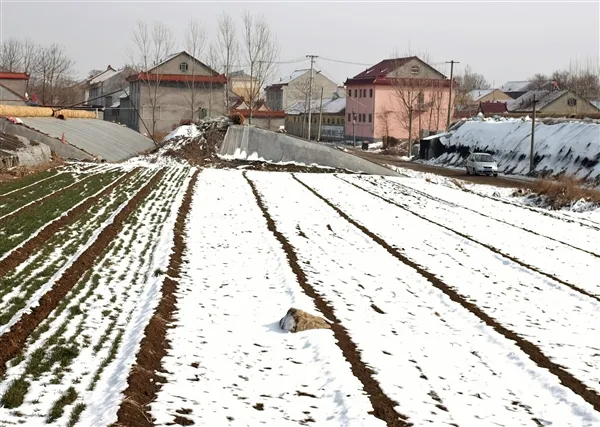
[162,124,201,142]
[430,118,600,181]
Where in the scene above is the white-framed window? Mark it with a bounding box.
[410,65,420,75]
[180,62,189,73]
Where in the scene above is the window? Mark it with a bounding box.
[418,92,425,107]
[410,65,420,75]
[567,98,577,107]
[354,89,357,97]
[348,113,351,121]
[368,114,372,123]
[362,89,366,97]
[179,62,189,73]
[369,88,373,97]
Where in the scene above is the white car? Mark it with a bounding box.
[465,153,499,177]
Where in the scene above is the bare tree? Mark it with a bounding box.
[241,10,280,124]
[454,65,491,108]
[183,19,207,121]
[376,108,393,149]
[36,44,75,105]
[130,20,175,137]
[0,38,23,72]
[216,12,239,110]
[204,42,222,118]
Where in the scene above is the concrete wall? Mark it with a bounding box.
[0,79,27,97]
[220,125,401,176]
[152,52,213,76]
[0,87,26,105]
[137,82,226,135]
[0,119,93,161]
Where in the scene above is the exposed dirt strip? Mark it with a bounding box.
[244,172,411,427]
[293,174,600,413]
[338,176,600,304]
[0,169,138,277]
[0,169,165,378]
[114,169,198,427]
[461,187,600,232]
[373,176,600,258]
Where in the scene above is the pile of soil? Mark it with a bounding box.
[161,119,357,173]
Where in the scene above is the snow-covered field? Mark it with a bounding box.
[428,118,600,182]
[1,153,599,426]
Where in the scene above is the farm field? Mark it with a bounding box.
[0,162,599,427]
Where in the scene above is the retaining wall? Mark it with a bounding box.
[220,125,401,176]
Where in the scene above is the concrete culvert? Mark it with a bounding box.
[279,308,331,333]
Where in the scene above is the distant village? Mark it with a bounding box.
[1,17,599,146]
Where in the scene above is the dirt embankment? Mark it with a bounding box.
[0,170,164,377]
[114,170,199,427]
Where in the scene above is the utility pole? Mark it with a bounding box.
[306,55,318,141]
[408,105,413,157]
[530,95,538,174]
[352,110,357,148]
[317,86,324,142]
[445,60,459,130]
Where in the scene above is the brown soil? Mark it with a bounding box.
[0,170,137,277]
[114,170,199,427]
[340,176,600,303]
[0,170,163,377]
[295,175,600,413]
[214,159,353,174]
[161,124,354,174]
[244,173,411,427]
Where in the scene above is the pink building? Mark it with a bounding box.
[344,56,454,143]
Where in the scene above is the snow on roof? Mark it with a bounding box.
[499,81,532,93]
[469,89,494,101]
[118,89,130,99]
[507,90,568,112]
[275,69,316,85]
[110,100,120,108]
[592,100,600,110]
[285,95,346,115]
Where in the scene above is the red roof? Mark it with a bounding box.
[0,72,29,80]
[346,76,454,88]
[479,101,508,114]
[128,73,227,84]
[231,109,286,119]
[352,57,415,80]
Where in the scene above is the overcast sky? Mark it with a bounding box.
[1,0,599,87]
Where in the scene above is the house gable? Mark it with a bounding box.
[387,57,446,80]
[149,51,217,77]
[540,91,600,114]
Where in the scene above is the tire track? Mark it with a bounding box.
[0,169,139,277]
[368,176,600,258]
[293,174,600,414]
[337,176,600,304]
[245,172,411,427]
[114,169,198,427]
[0,169,165,377]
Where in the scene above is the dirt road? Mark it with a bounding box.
[349,149,535,189]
